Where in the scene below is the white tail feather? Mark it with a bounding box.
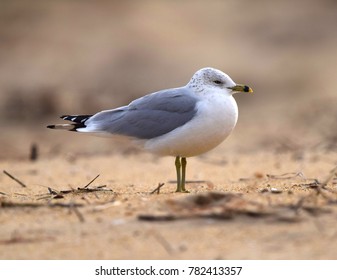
[47,124,76,130]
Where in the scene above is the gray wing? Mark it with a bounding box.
[84,87,199,139]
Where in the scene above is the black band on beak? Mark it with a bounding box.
[243,86,250,92]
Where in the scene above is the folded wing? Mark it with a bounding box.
[77,87,199,139]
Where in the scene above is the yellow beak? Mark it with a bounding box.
[228,84,253,93]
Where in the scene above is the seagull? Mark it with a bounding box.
[47,67,253,192]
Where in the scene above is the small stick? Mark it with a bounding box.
[82,174,100,189]
[30,143,38,161]
[0,236,54,245]
[266,172,305,180]
[309,165,337,202]
[71,205,85,223]
[320,165,337,188]
[151,231,174,255]
[3,170,27,188]
[0,201,84,208]
[91,200,119,212]
[150,183,165,194]
[48,187,59,195]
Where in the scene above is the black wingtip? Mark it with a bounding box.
[47,125,55,129]
[60,114,92,123]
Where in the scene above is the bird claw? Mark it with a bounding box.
[175,188,190,193]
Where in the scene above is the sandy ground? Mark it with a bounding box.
[1,131,336,259]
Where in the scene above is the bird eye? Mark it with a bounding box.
[213,80,223,85]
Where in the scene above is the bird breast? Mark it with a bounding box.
[144,94,238,157]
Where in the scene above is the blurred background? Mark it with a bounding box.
[0,0,336,159]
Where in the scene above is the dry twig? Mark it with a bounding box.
[0,201,83,208]
[68,203,85,223]
[3,170,27,188]
[150,183,165,194]
[82,174,100,189]
[0,236,54,245]
[266,172,305,180]
[311,165,337,202]
[37,175,111,201]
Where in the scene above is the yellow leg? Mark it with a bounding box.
[181,157,189,192]
[175,156,182,192]
[175,157,189,193]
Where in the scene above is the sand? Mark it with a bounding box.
[1,135,336,259]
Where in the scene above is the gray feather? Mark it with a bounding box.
[84,87,199,139]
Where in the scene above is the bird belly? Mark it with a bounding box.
[144,95,238,157]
